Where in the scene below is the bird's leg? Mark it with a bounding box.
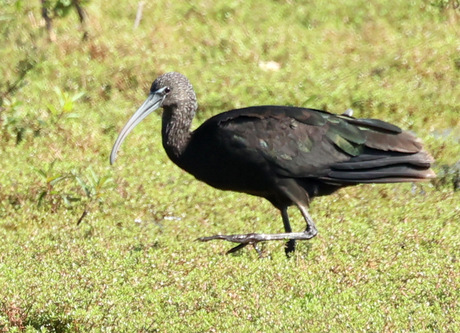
[281,207,296,255]
[252,243,263,258]
[297,202,318,239]
[197,188,319,255]
[226,243,249,254]
[197,206,318,255]
[197,229,318,253]
[226,242,264,257]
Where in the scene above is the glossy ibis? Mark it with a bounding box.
[110,72,435,255]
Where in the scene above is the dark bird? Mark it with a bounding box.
[110,72,435,255]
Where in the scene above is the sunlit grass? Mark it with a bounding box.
[0,0,459,331]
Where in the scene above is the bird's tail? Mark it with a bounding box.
[325,149,435,183]
[322,117,436,184]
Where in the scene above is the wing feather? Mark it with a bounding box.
[202,105,434,183]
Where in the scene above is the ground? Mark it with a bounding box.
[0,0,459,331]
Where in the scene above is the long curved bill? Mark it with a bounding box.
[110,89,166,164]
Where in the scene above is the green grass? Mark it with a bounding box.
[1,0,459,331]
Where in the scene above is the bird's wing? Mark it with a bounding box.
[209,106,433,182]
[209,106,364,177]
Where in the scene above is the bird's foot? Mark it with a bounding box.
[197,227,318,255]
[304,223,318,239]
[197,233,266,256]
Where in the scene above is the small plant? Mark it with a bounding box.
[0,55,38,104]
[0,97,41,144]
[72,167,113,225]
[35,160,74,212]
[430,0,460,10]
[1,87,84,145]
[41,0,91,41]
[433,162,460,192]
[46,87,84,127]
[35,162,113,223]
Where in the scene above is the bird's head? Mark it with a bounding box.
[150,72,196,109]
[110,72,196,164]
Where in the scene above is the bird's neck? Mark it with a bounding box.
[161,105,194,163]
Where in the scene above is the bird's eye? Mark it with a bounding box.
[164,87,171,94]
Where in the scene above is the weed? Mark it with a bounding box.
[72,167,113,225]
[0,97,41,144]
[46,87,84,127]
[35,160,73,211]
[34,161,113,223]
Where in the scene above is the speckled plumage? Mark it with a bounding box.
[152,72,197,160]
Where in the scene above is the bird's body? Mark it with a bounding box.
[111,72,435,255]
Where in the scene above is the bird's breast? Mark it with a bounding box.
[177,136,275,196]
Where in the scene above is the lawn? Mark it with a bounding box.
[0,0,459,332]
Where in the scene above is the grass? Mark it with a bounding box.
[1,0,459,331]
